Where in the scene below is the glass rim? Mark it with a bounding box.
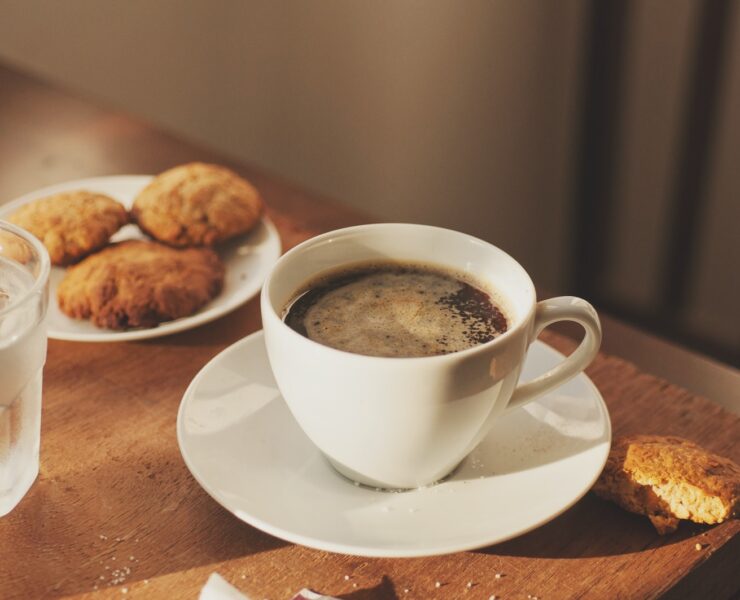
[0,219,51,320]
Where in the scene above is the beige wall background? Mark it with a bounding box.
[0,0,584,294]
[0,0,737,357]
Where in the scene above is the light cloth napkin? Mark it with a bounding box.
[199,573,338,600]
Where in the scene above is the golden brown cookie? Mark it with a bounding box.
[8,191,128,265]
[131,163,263,247]
[57,240,225,330]
[593,435,740,534]
[0,229,34,265]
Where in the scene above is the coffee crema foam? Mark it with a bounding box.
[283,262,507,358]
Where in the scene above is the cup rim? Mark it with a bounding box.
[262,222,536,362]
[0,219,51,320]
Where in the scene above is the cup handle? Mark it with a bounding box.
[506,296,602,412]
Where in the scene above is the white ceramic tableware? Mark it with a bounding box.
[261,224,601,489]
[177,330,611,557]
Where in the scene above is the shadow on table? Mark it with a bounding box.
[19,443,289,598]
[139,301,261,349]
[475,494,707,558]
[338,575,398,600]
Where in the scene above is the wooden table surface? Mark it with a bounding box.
[1,63,738,600]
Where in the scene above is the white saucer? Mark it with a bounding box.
[0,176,281,342]
[177,331,611,557]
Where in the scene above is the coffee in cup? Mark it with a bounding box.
[282,260,508,358]
[261,224,601,489]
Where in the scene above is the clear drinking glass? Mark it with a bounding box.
[0,220,50,516]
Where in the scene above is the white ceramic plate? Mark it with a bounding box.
[0,176,281,342]
[177,330,611,557]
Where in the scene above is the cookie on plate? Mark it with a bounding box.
[593,435,740,534]
[0,229,34,265]
[8,191,128,265]
[131,162,263,247]
[57,240,225,330]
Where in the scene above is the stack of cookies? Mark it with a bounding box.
[9,163,264,330]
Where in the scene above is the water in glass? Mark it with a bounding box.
[0,254,47,515]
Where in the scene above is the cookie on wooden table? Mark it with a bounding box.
[593,435,740,534]
[131,162,263,247]
[57,240,225,330]
[8,191,128,265]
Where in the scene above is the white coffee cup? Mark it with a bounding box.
[261,224,601,489]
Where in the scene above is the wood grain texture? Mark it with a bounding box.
[2,328,737,600]
[0,62,738,600]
